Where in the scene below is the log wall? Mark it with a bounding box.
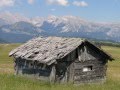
[73,59,107,84]
[72,45,107,84]
[14,58,52,81]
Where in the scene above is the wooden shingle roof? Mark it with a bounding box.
[9,37,84,65]
[9,36,113,65]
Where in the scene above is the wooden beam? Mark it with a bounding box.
[49,65,56,83]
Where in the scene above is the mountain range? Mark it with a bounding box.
[0,12,120,43]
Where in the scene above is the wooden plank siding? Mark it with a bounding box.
[15,58,53,81]
[72,45,107,84]
[73,59,107,84]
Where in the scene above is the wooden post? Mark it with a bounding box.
[68,62,74,83]
[14,59,19,75]
[77,48,81,61]
[49,65,56,83]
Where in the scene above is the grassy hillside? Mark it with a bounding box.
[0,44,120,90]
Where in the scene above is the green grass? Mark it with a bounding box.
[0,44,20,64]
[0,44,120,90]
[0,44,21,74]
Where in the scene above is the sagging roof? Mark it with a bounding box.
[9,36,113,65]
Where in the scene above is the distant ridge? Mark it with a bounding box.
[0,38,7,43]
[0,12,120,43]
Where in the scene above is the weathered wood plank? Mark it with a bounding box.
[49,65,56,83]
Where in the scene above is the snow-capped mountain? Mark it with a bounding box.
[0,12,30,24]
[0,21,45,42]
[37,15,120,42]
[0,13,120,43]
[0,18,9,27]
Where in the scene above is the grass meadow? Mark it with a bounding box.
[0,44,120,90]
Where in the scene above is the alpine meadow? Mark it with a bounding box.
[0,44,120,90]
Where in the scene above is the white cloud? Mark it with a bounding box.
[46,0,68,6]
[51,8,56,11]
[0,0,15,7]
[73,1,88,7]
[28,0,35,4]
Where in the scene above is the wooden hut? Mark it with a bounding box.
[9,36,113,84]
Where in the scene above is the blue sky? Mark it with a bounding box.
[0,0,120,22]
